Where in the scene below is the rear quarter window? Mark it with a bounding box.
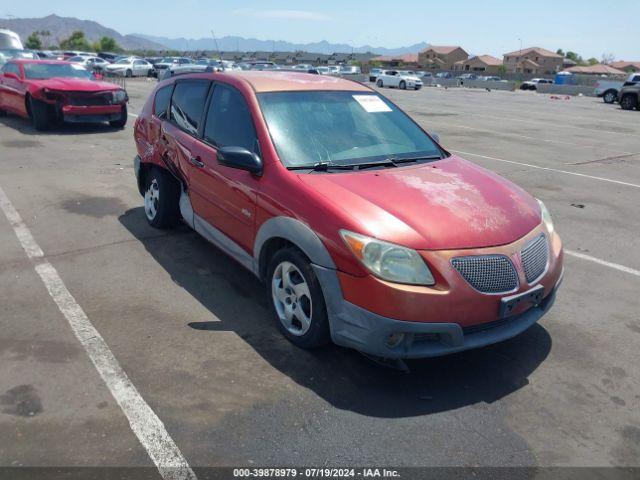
[169,81,210,134]
[153,85,172,119]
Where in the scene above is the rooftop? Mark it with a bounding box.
[420,45,463,54]
[503,47,563,58]
[565,64,626,75]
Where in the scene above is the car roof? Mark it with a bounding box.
[12,59,70,65]
[172,71,372,93]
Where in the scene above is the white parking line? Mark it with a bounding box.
[565,250,640,278]
[0,185,196,480]
[451,150,640,189]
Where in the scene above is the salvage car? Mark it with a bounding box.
[0,59,128,130]
[105,57,154,77]
[376,70,423,90]
[68,55,111,73]
[132,71,563,360]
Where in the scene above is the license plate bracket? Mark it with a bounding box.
[500,285,545,318]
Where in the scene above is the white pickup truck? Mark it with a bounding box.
[595,73,640,103]
[375,70,423,90]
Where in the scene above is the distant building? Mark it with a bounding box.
[610,61,640,73]
[503,47,563,74]
[418,46,468,70]
[565,64,626,75]
[370,53,419,68]
[453,55,502,74]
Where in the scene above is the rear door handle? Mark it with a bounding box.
[189,156,204,168]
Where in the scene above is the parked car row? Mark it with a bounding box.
[594,73,640,104]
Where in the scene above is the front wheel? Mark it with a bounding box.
[126,69,132,78]
[29,96,50,131]
[399,80,406,90]
[620,95,638,110]
[603,90,617,104]
[376,79,383,88]
[267,248,330,349]
[143,167,181,228]
[109,104,128,129]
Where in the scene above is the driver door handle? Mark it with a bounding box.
[189,156,204,168]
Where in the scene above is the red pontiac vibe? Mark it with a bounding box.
[132,71,563,360]
[0,59,128,131]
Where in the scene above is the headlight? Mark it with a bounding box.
[340,230,435,285]
[537,199,554,234]
[112,90,127,103]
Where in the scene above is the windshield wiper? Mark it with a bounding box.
[386,154,443,164]
[287,162,355,172]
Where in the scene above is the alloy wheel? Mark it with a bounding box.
[271,261,313,336]
[144,178,160,221]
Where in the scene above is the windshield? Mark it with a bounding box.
[23,63,94,80]
[258,91,444,168]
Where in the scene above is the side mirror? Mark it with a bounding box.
[429,132,440,144]
[217,146,263,176]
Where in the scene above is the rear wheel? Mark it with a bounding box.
[109,104,128,129]
[603,90,617,104]
[125,69,132,78]
[376,79,383,88]
[0,107,6,117]
[28,96,50,131]
[143,167,181,228]
[620,94,638,110]
[399,80,406,90]
[267,248,330,349]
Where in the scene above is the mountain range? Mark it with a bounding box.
[0,14,165,50]
[134,34,429,55]
[0,14,427,55]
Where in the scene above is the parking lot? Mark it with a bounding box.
[1,78,639,475]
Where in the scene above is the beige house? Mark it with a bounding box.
[503,47,563,74]
[418,46,468,70]
[453,55,503,74]
[610,61,640,73]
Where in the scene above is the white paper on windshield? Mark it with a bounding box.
[353,95,392,113]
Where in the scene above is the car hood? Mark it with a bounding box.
[28,77,120,92]
[297,155,541,250]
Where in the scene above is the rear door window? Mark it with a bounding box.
[169,81,210,135]
[203,84,257,152]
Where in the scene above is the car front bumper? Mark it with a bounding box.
[315,226,563,359]
[315,264,563,359]
[62,104,125,123]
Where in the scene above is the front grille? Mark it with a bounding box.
[68,93,111,106]
[451,255,518,294]
[521,234,549,283]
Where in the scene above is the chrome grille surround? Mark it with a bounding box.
[521,233,549,284]
[451,254,518,294]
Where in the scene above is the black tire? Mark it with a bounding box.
[28,96,50,131]
[620,94,638,111]
[415,85,422,90]
[143,167,181,229]
[603,90,617,104]
[126,69,132,78]
[0,107,6,117]
[399,80,406,90]
[266,247,330,349]
[109,104,128,129]
[376,79,383,87]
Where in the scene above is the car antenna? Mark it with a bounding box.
[210,30,221,61]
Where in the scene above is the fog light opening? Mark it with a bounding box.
[386,332,405,349]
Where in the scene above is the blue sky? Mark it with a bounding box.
[3,0,639,59]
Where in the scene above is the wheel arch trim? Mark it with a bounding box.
[254,216,336,279]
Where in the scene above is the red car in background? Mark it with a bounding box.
[0,59,128,130]
[133,71,563,360]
